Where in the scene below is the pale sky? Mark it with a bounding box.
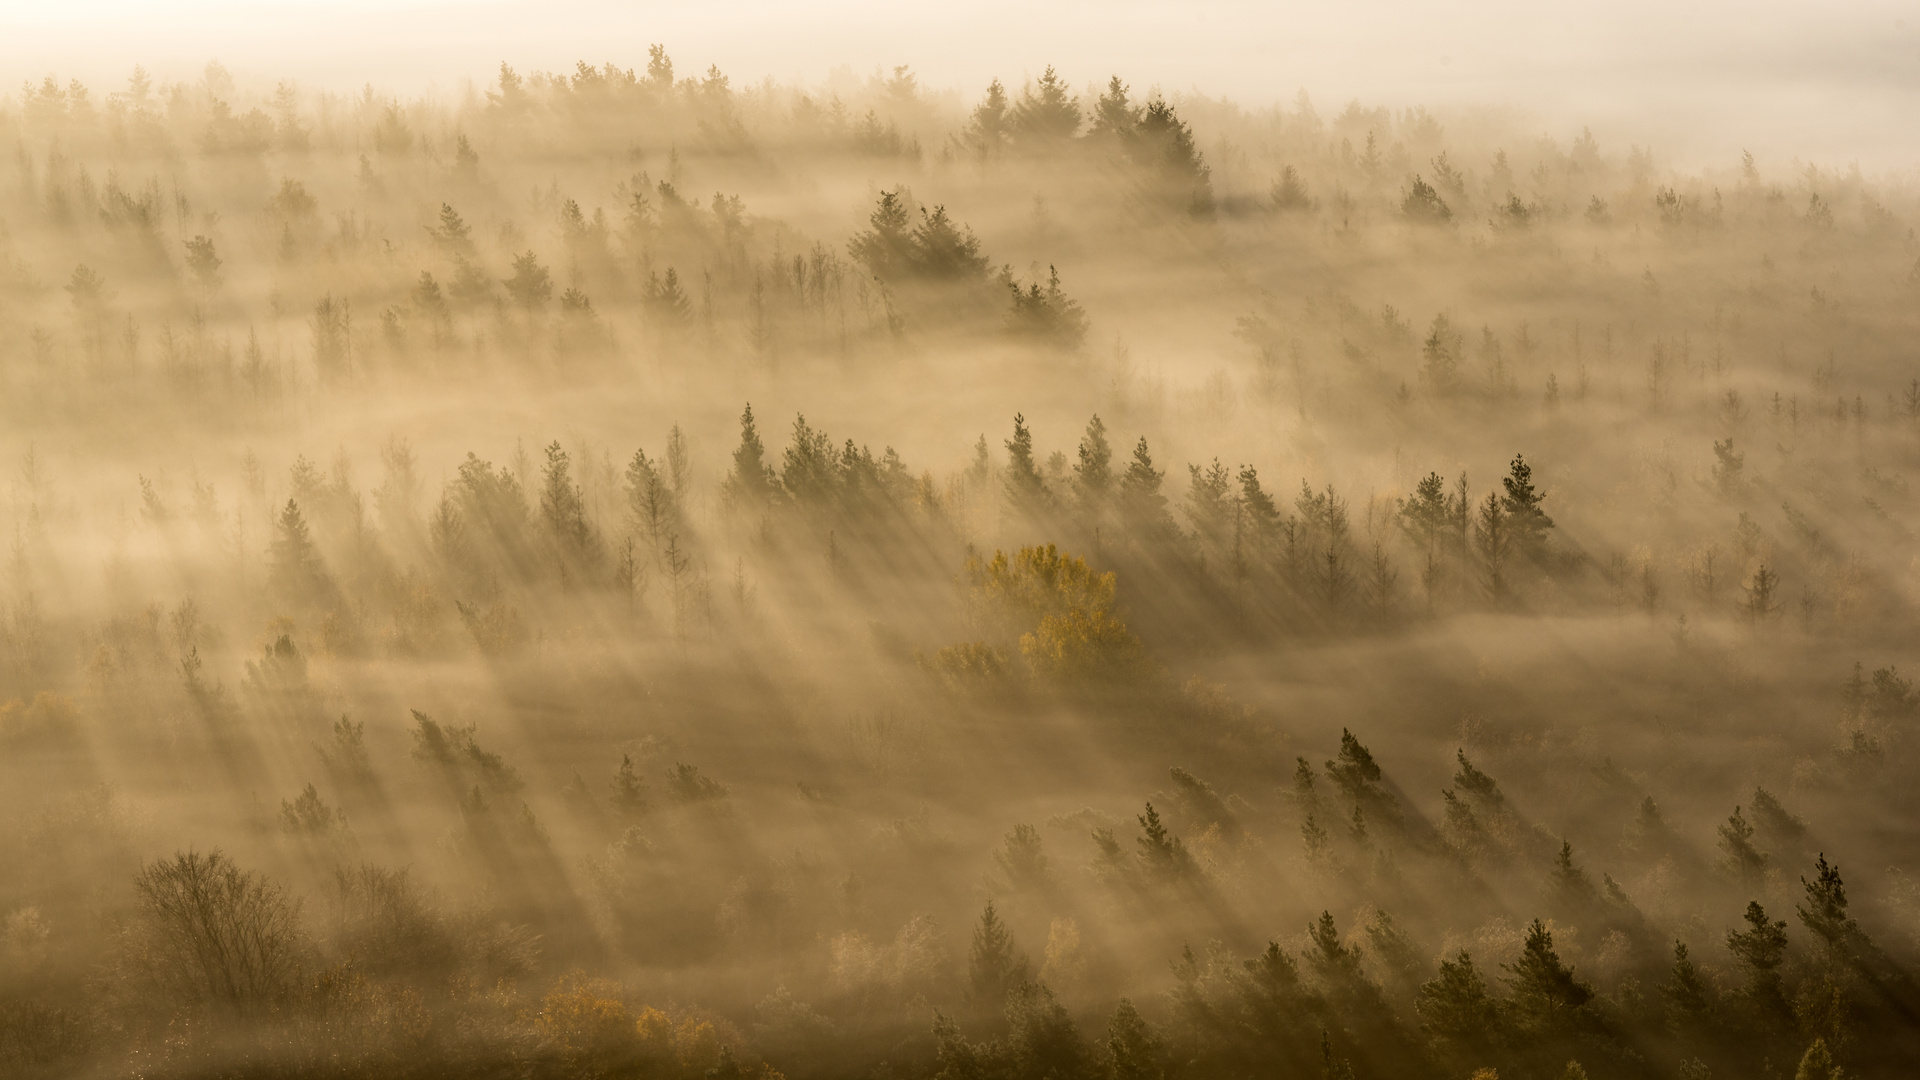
[5,0,1917,170]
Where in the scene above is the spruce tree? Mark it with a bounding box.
[1500,454,1554,558]
[1072,415,1113,522]
[1119,437,1172,539]
[969,899,1028,1010]
[1503,919,1593,1034]
[1725,901,1790,1013]
[1003,413,1050,520]
[721,404,779,510]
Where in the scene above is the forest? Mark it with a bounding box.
[1,46,1919,1080]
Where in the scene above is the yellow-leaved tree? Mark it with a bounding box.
[961,544,1148,683]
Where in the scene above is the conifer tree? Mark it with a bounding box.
[1087,77,1140,144]
[1796,854,1862,959]
[1011,66,1081,146]
[1119,438,1173,539]
[962,79,1012,160]
[969,899,1028,1010]
[1503,919,1593,1034]
[1106,999,1164,1080]
[1072,415,1113,522]
[1500,454,1554,558]
[626,447,679,560]
[1417,951,1499,1057]
[721,404,779,511]
[540,441,597,572]
[1663,941,1714,1033]
[503,251,552,310]
[1725,901,1790,1013]
[1003,413,1050,520]
[1717,806,1769,890]
[268,499,322,605]
[848,191,914,280]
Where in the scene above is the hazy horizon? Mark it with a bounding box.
[4,0,1918,171]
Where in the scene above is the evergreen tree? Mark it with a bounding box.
[968,899,1028,1010]
[1503,919,1593,1035]
[503,250,553,310]
[1403,176,1453,223]
[1717,806,1769,890]
[721,403,779,511]
[1106,999,1164,1080]
[1118,437,1173,539]
[1796,854,1862,960]
[848,191,914,280]
[610,754,648,818]
[1011,66,1081,146]
[1663,941,1714,1034]
[1500,454,1554,558]
[540,441,597,571]
[625,447,679,559]
[962,79,1012,160]
[1003,413,1050,520]
[1417,951,1500,1056]
[1725,901,1790,1014]
[1087,76,1141,144]
[1184,459,1235,557]
[268,499,323,605]
[1072,415,1113,522]
[910,206,990,280]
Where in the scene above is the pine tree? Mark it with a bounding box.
[1503,919,1593,1034]
[626,447,679,559]
[1797,854,1862,959]
[720,404,779,511]
[1184,459,1235,556]
[1136,802,1193,882]
[1417,951,1499,1054]
[1717,806,1769,890]
[1087,77,1140,144]
[268,499,322,605]
[540,441,597,571]
[1011,66,1081,146]
[848,191,914,280]
[1003,413,1050,520]
[1500,454,1554,557]
[961,79,1012,160]
[1119,438,1172,539]
[503,250,552,310]
[1663,941,1714,1033]
[610,754,648,818]
[1725,901,1790,1013]
[968,899,1028,1009]
[1106,999,1164,1080]
[1072,415,1113,522]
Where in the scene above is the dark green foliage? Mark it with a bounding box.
[968,900,1029,1010]
[1797,854,1862,959]
[1663,941,1714,1033]
[1104,999,1164,1080]
[1500,454,1554,558]
[1725,901,1791,1013]
[1503,919,1593,1035]
[1002,413,1050,520]
[722,403,780,511]
[1717,806,1769,890]
[1003,265,1088,350]
[1417,950,1499,1057]
[1118,438,1173,539]
[1072,415,1113,519]
[503,250,552,309]
[1402,176,1453,223]
[1135,802,1196,883]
